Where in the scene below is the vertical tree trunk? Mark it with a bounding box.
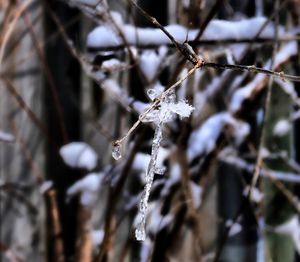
[44,1,81,261]
[264,85,294,262]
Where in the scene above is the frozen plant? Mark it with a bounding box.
[112,85,194,241]
[134,87,194,241]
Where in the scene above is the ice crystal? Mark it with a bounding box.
[112,143,122,160]
[143,90,194,125]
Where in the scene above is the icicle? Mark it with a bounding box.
[112,143,122,160]
[135,121,163,241]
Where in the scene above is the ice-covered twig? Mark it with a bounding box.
[135,121,163,241]
[133,89,194,241]
[112,62,200,160]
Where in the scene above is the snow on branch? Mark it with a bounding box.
[60,142,98,170]
[63,0,300,249]
[187,112,250,161]
[87,16,283,48]
[230,41,298,113]
[219,151,300,184]
[67,172,103,207]
[0,130,15,143]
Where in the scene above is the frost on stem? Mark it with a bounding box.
[135,121,163,241]
[135,90,194,241]
[109,85,194,241]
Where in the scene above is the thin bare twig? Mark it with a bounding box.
[0,0,34,71]
[1,77,55,147]
[128,0,202,66]
[113,61,202,148]
[203,62,300,82]
[248,0,281,201]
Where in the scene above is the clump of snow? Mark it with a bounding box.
[87,26,120,48]
[133,153,151,172]
[187,112,249,160]
[226,220,242,237]
[230,75,265,113]
[190,182,203,209]
[40,180,53,194]
[102,79,121,98]
[229,223,242,236]
[91,230,104,247]
[230,44,248,63]
[87,17,283,48]
[243,186,264,203]
[259,147,270,159]
[272,41,297,67]
[67,172,103,207]
[132,148,169,175]
[60,142,98,170]
[132,101,150,114]
[188,114,225,160]
[101,79,133,109]
[102,58,123,69]
[139,47,167,82]
[0,130,15,143]
[274,215,300,254]
[230,117,250,145]
[230,42,297,113]
[182,0,190,8]
[161,163,181,197]
[273,119,290,137]
[202,17,275,41]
